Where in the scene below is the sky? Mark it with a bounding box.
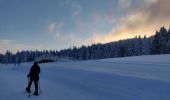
[0,0,170,54]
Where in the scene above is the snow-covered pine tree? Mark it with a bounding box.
[142,35,151,55]
[3,51,12,63]
[159,26,168,54]
[0,54,4,63]
[165,28,170,53]
[151,31,161,54]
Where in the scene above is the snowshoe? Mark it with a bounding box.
[26,87,31,93]
[33,91,39,96]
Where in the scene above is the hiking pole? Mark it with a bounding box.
[38,81,41,94]
[28,77,31,97]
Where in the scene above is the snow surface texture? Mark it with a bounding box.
[0,54,170,100]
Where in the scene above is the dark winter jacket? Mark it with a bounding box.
[28,63,40,81]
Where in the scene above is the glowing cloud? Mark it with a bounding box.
[85,0,170,44]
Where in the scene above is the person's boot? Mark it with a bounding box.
[26,87,31,93]
[33,91,39,96]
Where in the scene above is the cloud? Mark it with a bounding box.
[55,33,83,48]
[47,21,83,48]
[48,23,56,33]
[92,11,117,25]
[71,1,82,18]
[144,0,158,5]
[0,39,42,54]
[59,0,81,18]
[118,0,132,9]
[85,0,170,44]
[48,21,64,38]
[72,10,80,18]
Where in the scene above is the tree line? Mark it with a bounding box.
[0,26,170,64]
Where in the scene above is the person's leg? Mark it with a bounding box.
[33,80,39,95]
[26,79,33,93]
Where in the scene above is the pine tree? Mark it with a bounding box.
[142,35,151,55]
[159,26,168,53]
[0,54,4,63]
[3,51,12,63]
[165,28,170,53]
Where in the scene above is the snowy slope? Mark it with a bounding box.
[0,54,170,100]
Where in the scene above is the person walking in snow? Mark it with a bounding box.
[26,61,41,96]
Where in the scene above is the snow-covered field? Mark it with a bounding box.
[0,54,170,100]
